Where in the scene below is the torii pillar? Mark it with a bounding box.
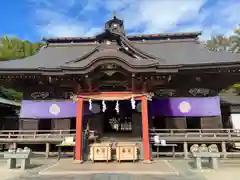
[141,96,151,163]
[75,98,84,163]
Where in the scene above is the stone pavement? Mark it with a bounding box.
[169,159,240,180]
[0,158,58,180]
[201,160,240,180]
[4,158,240,180]
[0,168,24,180]
[9,174,203,180]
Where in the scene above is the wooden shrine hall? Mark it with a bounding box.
[0,14,240,162]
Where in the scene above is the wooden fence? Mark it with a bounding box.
[0,129,76,143]
[149,128,240,159]
[0,128,240,159]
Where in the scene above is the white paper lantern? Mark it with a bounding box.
[90,103,101,114]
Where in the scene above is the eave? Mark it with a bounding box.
[2,60,240,75]
[179,61,240,70]
[0,65,180,75]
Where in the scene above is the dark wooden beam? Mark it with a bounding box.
[131,74,136,92]
[84,75,93,92]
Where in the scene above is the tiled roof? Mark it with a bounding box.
[0,25,239,74]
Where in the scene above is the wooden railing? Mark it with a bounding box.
[0,129,76,143]
[149,128,240,142]
[149,128,240,159]
[0,129,76,134]
[0,128,240,143]
[1,128,240,159]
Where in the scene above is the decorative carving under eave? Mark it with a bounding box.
[30,92,49,100]
[188,88,210,96]
[85,75,93,91]
[155,89,177,97]
[188,88,217,96]
[138,75,171,92]
[100,63,119,70]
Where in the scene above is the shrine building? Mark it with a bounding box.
[0,15,240,162]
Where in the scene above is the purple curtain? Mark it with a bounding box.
[20,100,92,119]
[149,97,221,117]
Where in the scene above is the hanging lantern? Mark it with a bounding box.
[131,97,136,109]
[102,100,107,112]
[90,103,101,114]
[115,101,119,113]
[88,99,92,111]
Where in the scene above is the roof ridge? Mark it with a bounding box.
[42,32,202,44]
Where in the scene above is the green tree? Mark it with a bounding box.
[0,87,23,101]
[0,36,44,101]
[205,35,231,52]
[0,36,43,61]
[204,28,240,94]
[230,25,240,53]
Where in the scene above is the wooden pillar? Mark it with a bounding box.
[45,143,50,158]
[75,98,84,163]
[141,96,151,163]
[183,142,189,159]
[221,141,227,159]
[132,74,136,92]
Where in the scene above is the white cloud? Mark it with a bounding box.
[28,0,240,40]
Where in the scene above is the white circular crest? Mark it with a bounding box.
[49,104,60,115]
[178,101,191,113]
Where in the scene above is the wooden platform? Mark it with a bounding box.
[39,159,179,176]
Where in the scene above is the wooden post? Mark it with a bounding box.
[75,98,84,163]
[132,74,135,92]
[184,142,189,159]
[8,142,17,150]
[221,141,227,159]
[141,96,151,163]
[45,143,50,158]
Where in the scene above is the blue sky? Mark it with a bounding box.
[0,0,239,42]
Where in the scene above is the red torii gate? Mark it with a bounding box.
[73,91,151,163]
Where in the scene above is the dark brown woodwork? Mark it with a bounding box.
[131,74,136,92]
[74,83,81,94]
[52,119,71,132]
[201,117,222,130]
[165,117,187,129]
[19,119,39,130]
[85,75,93,92]
[1,65,240,97]
[142,81,147,92]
